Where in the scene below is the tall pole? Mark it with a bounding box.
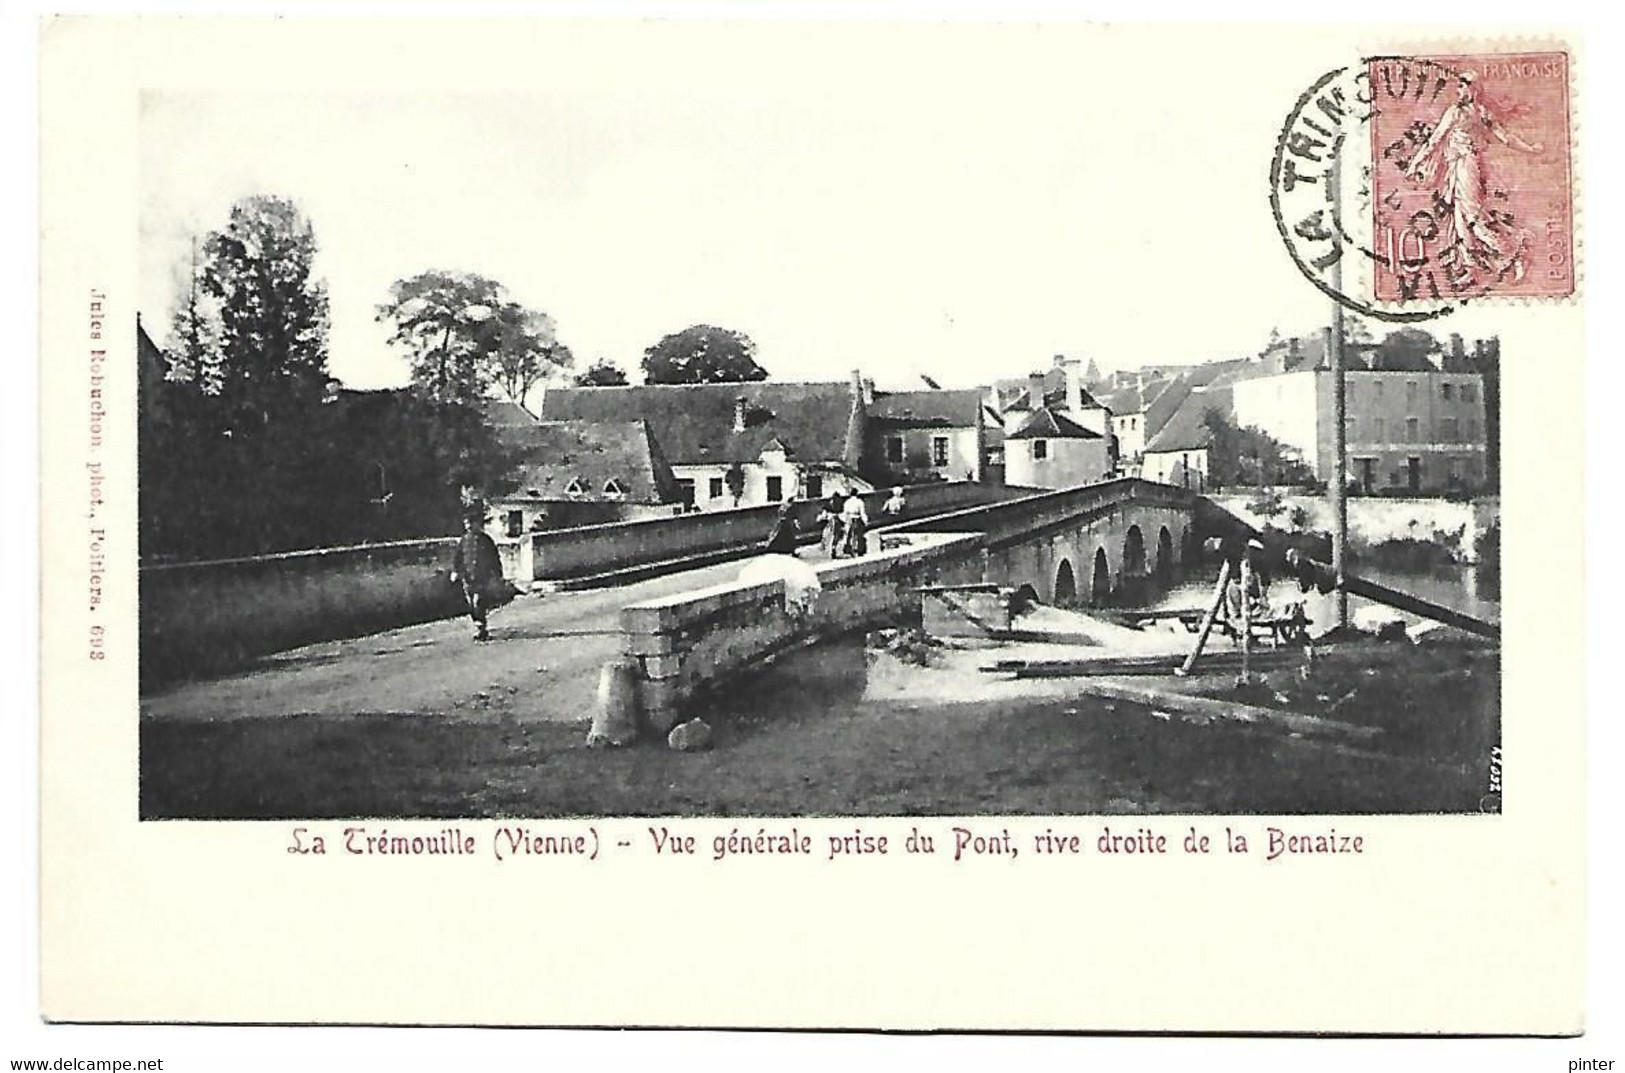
[1328,141,1350,630]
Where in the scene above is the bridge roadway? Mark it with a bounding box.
[141,478,1202,725]
[140,553,762,724]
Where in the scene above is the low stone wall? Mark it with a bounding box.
[620,533,985,730]
[531,480,991,582]
[1210,494,1500,562]
[140,537,463,687]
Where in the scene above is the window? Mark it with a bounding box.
[931,436,950,467]
[708,477,724,499]
[1405,417,1419,442]
[564,477,586,496]
[1373,417,1386,442]
[505,510,524,538]
[677,479,696,508]
[886,437,904,464]
[1344,417,1357,440]
[1374,381,1385,400]
[1406,380,1419,403]
[1466,418,1479,440]
[1441,382,1454,401]
[766,476,783,502]
[1032,439,1048,460]
[805,474,823,500]
[1462,383,1477,403]
[1440,417,1458,441]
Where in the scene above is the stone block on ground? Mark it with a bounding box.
[667,718,713,752]
[587,658,641,747]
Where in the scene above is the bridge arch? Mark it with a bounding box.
[1123,525,1147,579]
[1156,526,1175,582]
[1054,559,1077,606]
[1090,547,1111,606]
[1014,583,1041,613]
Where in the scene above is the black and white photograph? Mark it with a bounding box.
[131,36,1514,821]
[27,11,1604,1046]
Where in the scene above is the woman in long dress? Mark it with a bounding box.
[741,502,822,615]
[1404,72,1544,282]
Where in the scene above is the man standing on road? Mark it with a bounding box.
[451,511,505,642]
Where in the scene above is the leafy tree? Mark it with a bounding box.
[377,271,507,405]
[642,324,767,384]
[489,302,572,405]
[201,196,332,425]
[1201,408,1315,489]
[1374,327,1441,371]
[574,357,630,386]
[378,272,571,407]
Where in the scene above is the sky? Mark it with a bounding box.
[138,21,1532,394]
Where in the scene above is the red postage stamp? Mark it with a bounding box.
[1368,51,1574,303]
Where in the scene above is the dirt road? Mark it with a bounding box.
[139,558,750,724]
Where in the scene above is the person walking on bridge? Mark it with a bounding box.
[841,489,870,557]
[451,510,505,642]
[819,491,846,559]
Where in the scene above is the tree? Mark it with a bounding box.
[378,272,571,407]
[1201,408,1316,489]
[377,271,507,406]
[1374,327,1442,371]
[145,195,338,557]
[574,356,630,387]
[489,302,572,405]
[200,196,332,424]
[642,324,767,384]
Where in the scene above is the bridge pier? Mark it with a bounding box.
[616,479,1201,735]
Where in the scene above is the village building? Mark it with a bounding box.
[1140,382,1233,492]
[485,413,683,535]
[991,355,1115,488]
[539,375,872,510]
[1100,377,1189,476]
[865,387,999,485]
[1003,405,1111,489]
[1228,331,1491,495]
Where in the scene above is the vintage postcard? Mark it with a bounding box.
[37,18,1586,1035]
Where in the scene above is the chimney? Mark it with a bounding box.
[861,377,875,405]
[1027,372,1047,411]
[1053,353,1067,368]
[733,395,747,433]
[1287,337,1301,371]
[1062,357,1084,414]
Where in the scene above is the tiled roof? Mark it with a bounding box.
[1101,378,1172,417]
[1144,385,1233,454]
[495,420,680,504]
[1007,406,1104,440]
[539,382,863,467]
[869,388,983,428]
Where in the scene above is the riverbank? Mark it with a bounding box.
[140,625,1497,819]
[1208,492,1500,568]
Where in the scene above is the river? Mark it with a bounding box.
[1148,560,1500,634]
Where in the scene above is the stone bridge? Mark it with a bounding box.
[621,478,1201,729]
[883,477,1200,607]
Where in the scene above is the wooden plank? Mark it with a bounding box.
[1178,559,1232,676]
[1068,678,1381,742]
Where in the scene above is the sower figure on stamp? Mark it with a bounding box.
[451,510,505,642]
[1405,71,1544,283]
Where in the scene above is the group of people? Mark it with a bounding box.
[763,487,908,561]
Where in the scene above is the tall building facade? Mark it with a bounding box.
[1231,368,1489,494]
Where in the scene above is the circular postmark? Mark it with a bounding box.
[1272,54,1563,318]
